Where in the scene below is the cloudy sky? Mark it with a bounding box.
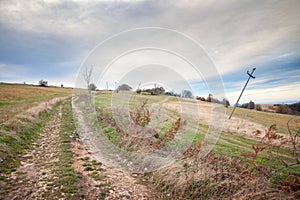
[0,0,299,104]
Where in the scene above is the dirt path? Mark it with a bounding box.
[1,100,108,200]
[2,106,63,200]
[1,99,159,200]
[71,140,160,200]
[72,99,160,200]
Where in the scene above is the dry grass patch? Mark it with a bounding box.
[0,83,72,123]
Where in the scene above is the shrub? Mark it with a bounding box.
[276,104,291,114]
[248,100,255,109]
[256,104,262,111]
[117,84,132,91]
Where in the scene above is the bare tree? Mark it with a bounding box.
[83,66,93,105]
[271,119,300,174]
[84,66,93,91]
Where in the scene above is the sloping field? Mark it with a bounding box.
[0,83,72,124]
[1,86,299,199]
[226,105,300,135]
[94,93,299,160]
[89,93,300,199]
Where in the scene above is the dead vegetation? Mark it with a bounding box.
[150,120,300,199]
[92,94,300,199]
[96,99,184,153]
[152,151,287,199]
[4,86,297,199]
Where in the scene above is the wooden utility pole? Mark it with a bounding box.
[229,68,256,119]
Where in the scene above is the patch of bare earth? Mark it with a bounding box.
[71,140,160,200]
[1,105,63,199]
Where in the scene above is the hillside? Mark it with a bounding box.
[0,85,299,199]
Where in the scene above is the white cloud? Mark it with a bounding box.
[0,0,299,102]
[226,82,300,104]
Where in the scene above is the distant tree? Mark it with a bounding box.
[255,104,262,111]
[182,90,193,98]
[207,93,213,102]
[117,84,132,91]
[61,84,63,88]
[276,104,291,114]
[153,87,165,95]
[89,83,97,91]
[38,80,48,87]
[241,103,248,108]
[83,66,94,104]
[248,100,255,109]
[196,96,206,101]
[136,89,142,94]
[289,102,300,115]
[222,98,230,107]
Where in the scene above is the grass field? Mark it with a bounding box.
[0,83,72,124]
[226,106,300,135]
[94,93,299,165]
[1,84,299,199]
[0,83,72,174]
[92,92,300,198]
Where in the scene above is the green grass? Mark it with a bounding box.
[94,93,297,155]
[90,171,105,181]
[0,102,11,107]
[94,93,300,186]
[51,98,81,199]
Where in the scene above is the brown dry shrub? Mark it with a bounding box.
[97,100,186,153]
[183,139,204,158]
[276,104,292,114]
[130,99,151,127]
[278,174,300,195]
[159,118,181,143]
[153,152,295,199]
